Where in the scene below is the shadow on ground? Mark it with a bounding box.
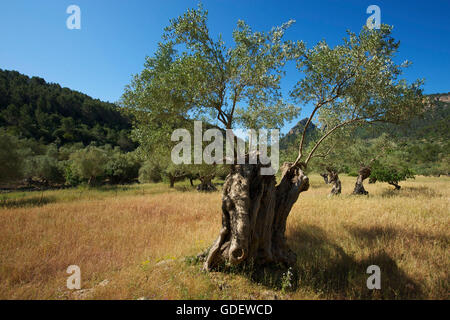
[380,185,442,198]
[345,225,449,248]
[0,195,56,208]
[192,223,426,298]
[288,224,424,299]
[174,186,193,192]
[175,184,223,193]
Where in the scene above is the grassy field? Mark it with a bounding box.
[0,174,448,300]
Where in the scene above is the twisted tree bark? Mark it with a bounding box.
[201,161,309,271]
[327,169,341,196]
[352,166,371,195]
[197,174,217,192]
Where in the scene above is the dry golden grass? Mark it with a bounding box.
[0,175,448,300]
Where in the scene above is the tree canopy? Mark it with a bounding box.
[290,24,424,168]
[123,6,424,176]
[121,4,302,158]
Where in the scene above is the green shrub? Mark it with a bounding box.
[105,149,141,184]
[139,160,163,183]
[69,146,108,186]
[370,161,415,188]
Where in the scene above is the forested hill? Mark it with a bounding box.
[279,118,317,150]
[352,93,450,141]
[0,69,135,151]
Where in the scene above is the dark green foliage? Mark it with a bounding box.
[215,165,231,180]
[24,155,65,185]
[67,146,106,186]
[370,161,415,189]
[0,130,23,183]
[61,145,141,186]
[0,69,135,150]
[104,148,141,184]
[21,144,65,185]
[63,163,82,186]
[139,160,163,183]
[0,70,142,188]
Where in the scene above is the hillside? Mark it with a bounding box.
[0,69,135,151]
[280,118,318,150]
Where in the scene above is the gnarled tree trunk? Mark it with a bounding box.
[169,176,175,188]
[327,169,341,196]
[352,166,371,195]
[197,174,217,192]
[200,161,309,271]
[168,173,187,188]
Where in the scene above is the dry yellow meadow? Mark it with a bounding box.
[0,174,448,299]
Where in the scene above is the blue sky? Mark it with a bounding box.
[1,0,449,133]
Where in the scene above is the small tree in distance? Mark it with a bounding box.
[69,146,108,186]
[369,160,415,190]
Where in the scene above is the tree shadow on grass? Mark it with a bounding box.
[96,185,132,192]
[174,185,195,192]
[0,195,56,208]
[192,224,426,298]
[175,185,222,193]
[288,224,423,299]
[197,257,301,293]
[345,225,449,248]
[380,185,442,198]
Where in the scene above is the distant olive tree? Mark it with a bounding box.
[369,160,415,190]
[25,155,65,185]
[23,144,65,186]
[105,148,141,184]
[69,146,108,186]
[139,159,163,183]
